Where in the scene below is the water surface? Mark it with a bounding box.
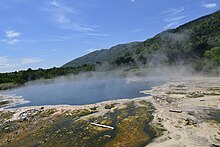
[2,78,161,108]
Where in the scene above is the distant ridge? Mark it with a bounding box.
[63,42,141,67]
[63,10,220,68]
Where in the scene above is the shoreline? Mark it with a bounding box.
[0,94,30,111]
[0,76,219,146]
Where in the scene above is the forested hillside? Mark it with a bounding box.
[63,10,220,70]
[0,65,94,90]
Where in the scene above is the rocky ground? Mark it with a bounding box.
[145,76,220,147]
[0,99,159,146]
[0,76,219,146]
[0,94,29,110]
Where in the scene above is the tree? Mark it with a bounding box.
[204,47,220,70]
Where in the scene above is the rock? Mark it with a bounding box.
[19,109,39,121]
[211,144,220,147]
[104,135,111,138]
[105,103,116,109]
[184,118,197,126]
[159,136,172,142]
[4,127,9,130]
[174,134,181,140]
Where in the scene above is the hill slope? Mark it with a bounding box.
[63,42,141,67]
[63,10,220,68]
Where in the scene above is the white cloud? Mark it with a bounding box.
[21,57,42,64]
[164,15,186,22]
[163,22,179,30]
[0,56,8,63]
[162,7,186,30]
[131,0,135,2]
[5,30,21,38]
[71,24,96,32]
[0,56,16,68]
[49,0,76,13]
[43,0,96,33]
[201,2,218,8]
[162,7,185,16]
[3,30,21,44]
[51,35,82,41]
[0,56,43,70]
[129,29,141,33]
[56,14,70,23]
[7,39,20,44]
[86,33,111,37]
[86,49,97,53]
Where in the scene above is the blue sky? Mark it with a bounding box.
[0,0,219,72]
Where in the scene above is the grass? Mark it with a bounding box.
[0,83,18,90]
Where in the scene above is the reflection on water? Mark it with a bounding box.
[2,78,162,108]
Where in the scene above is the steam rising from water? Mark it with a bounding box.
[2,64,205,108]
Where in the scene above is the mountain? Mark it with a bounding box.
[63,10,220,69]
[63,42,141,67]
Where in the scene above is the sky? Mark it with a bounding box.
[0,0,219,73]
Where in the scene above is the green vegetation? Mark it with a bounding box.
[103,101,156,147]
[203,47,220,70]
[63,42,141,68]
[0,64,95,90]
[0,101,164,147]
[113,53,135,66]
[0,83,18,90]
[63,10,220,72]
[1,11,220,90]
